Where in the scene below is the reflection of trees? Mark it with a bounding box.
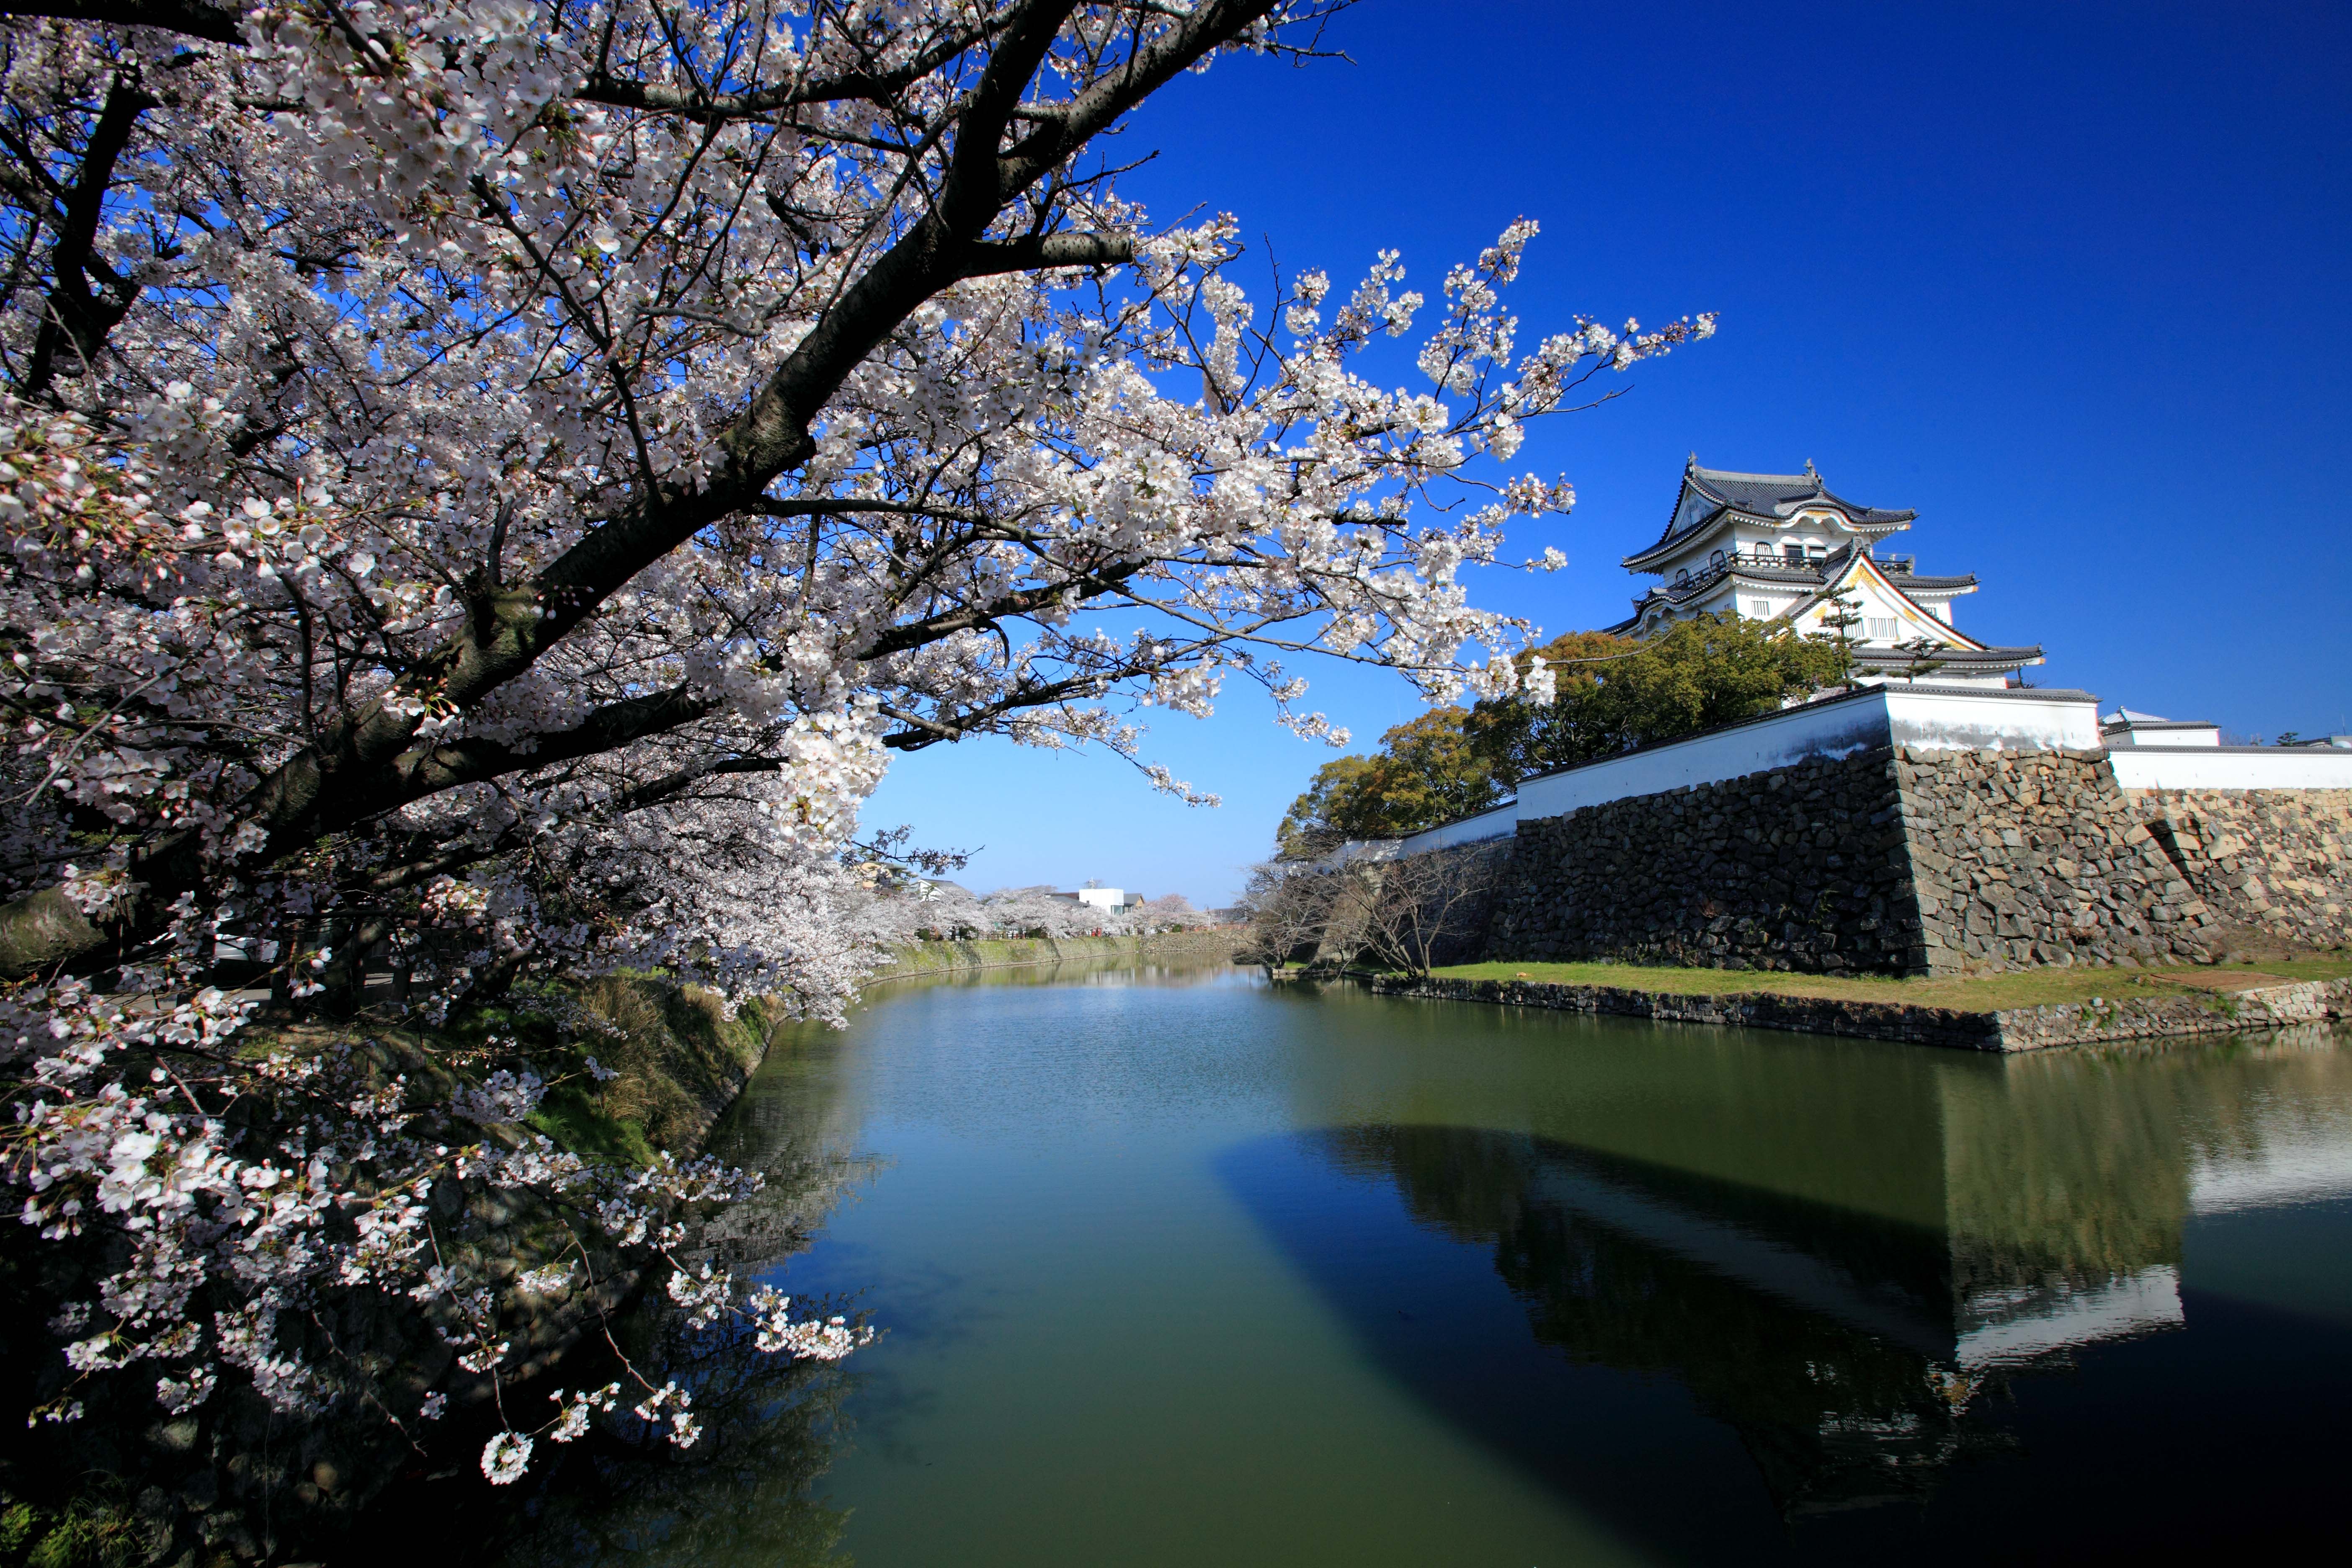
[478,1319,861,1568]
[1323,1126,2019,1517]
[363,1044,883,1568]
[1937,1046,2189,1301]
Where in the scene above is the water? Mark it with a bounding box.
[505,962,2352,1565]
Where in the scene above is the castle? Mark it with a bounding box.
[1608,458,2043,688]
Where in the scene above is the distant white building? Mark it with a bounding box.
[1609,458,2045,689]
[1052,883,1140,913]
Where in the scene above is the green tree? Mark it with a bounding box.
[1275,708,1510,856]
[1274,614,1849,854]
[1470,614,1850,781]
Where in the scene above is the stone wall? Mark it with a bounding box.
[1367,973,2352,1052]
[1893,749,2225,973]
[1483,747,1924,973]
[1484,746,2351,978]
[2129,788,2352,951]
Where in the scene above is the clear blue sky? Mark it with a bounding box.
[866,0,2352,908]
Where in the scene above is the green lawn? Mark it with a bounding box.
[1425,954,2352,1013]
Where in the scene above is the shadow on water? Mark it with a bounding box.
[1223,1017,2352,1561]
[399,962,1245,1567]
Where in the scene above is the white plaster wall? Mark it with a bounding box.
[2105,724,2221,748]
[1514,686,2102,824]
[1374,689,2338,856]
[1882,686,2101,751]
[1320,838,1401,869]
[1516,688,1896,821]
[1397,801,1522,857]
[2108,747,2352,791]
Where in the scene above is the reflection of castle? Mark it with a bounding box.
[1325,1126,2176,1516]
[1287,1017,2352,1519]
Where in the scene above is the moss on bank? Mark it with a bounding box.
[869,931,1243,984]
[1424,953,2352,1012]
[0,973,788,1568]
[529,978,778,1159]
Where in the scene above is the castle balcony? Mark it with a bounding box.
[1667,545,1834,595]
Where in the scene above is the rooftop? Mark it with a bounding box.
[1628,459,1919,568]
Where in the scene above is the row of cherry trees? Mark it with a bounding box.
[0,0,1706,1490]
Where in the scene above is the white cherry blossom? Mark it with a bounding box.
[0,0,1707,1478]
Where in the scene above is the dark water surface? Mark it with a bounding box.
[520,962,2352,1566]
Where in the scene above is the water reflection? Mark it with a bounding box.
[410,1029,886,1568]
[1279,1022,2352,1520]
[458,966,2352,1568]
[484,1324,861,1568]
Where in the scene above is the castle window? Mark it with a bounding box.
[1783,543,1805,564]
[1866,616,1898,641]
[1674,567,1690,585]
[1710,549,1725,567]
[1747,598,1773,617]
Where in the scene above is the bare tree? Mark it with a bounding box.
[1236,861,1342,969]
[1339,843,1508,978]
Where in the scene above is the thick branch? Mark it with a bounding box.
[0,0,241,44]
[576,18,1000,122]
[0,0,1287,977]
[367,684,725,821]
[960,232,1135,276]
[20,72,155,398]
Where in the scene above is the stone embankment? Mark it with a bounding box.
[869,929,1244,983]
[1484,746,1921,974]
[1366,972,2352,1052]
[1481,745,2352,978]
[1896,748,2235,972]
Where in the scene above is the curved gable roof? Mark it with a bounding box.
[1626,459,1919,570]
[1784,551,1988,652]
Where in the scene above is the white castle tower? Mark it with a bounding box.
[1608,457,2044,688]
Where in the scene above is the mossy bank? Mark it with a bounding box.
[869,929,1245,983]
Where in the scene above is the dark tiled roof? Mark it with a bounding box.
[1631,461,1919,564]
[1851,645,2044,671]
[1682,463,1916,528]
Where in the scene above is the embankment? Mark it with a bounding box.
[868,929,1245,983]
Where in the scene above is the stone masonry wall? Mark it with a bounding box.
[2129,788,2352,951]
[1892,748,2226,973]
[1483,747,1926,973]
[1484,746,2352,978]
[1369,973,2352,1052]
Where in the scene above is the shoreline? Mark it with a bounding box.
[1358,971,2352,1051]
[863,929,1246,985]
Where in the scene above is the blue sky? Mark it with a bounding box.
[865,0,2352,908]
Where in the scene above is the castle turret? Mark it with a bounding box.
[1607,459,2043,688]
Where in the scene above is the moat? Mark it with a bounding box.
[491,960,2352,1566]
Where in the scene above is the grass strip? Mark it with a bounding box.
[1424,954,2352,1013]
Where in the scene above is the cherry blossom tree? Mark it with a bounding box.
[0,0,1709,1491]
